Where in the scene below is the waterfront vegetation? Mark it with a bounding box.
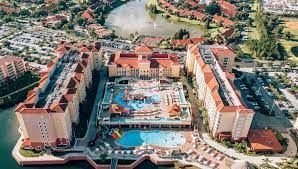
[19,148,44,157]
[0,71,40,108]
[146,0,223,37]
[73,71,100,138]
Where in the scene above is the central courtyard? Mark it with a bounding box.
[98,77,192,128]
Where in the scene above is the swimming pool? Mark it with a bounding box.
[116,130,186,148]
[114,92,161,111]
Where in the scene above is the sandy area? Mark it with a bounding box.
[285,21,298,30]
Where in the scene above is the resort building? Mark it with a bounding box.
[108,45,180,78]
[0,56,26,83]
[186,44,254,141]
[15,41,102,150]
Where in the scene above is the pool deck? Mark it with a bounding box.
[98,78,192,127]
[13,128,233,169]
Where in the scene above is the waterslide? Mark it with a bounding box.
[109,128,122,139]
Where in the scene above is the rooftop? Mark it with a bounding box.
[198,45,241,107]
[109,49,179,69]
[248,129,283,153]
[0,56,23,66]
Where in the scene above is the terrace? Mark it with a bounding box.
[98,77,192,127]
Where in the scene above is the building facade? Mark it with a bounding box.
[15,42,102,150]
[0,56,26,83]
[186,44,254,141]
[108,45,180,79]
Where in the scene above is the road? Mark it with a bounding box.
[75,66,108,147]
[202,132,297,167]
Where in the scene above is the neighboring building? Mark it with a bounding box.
[212,14,235,27]
[108,45,180,78]
[0,56,26,83]
[248,129,283,153]
[0,2,19,13]
[186,44,254,141]
[82,10,94,22]
[171,37,207,48]
[88,24,112,38]
[217,0,238,17]
[15,42,102,150]
[217,28,235,44]
[43,15,67,27]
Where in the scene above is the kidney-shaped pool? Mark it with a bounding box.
[116,130,186,148]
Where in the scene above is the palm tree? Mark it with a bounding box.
[261,158,274,169]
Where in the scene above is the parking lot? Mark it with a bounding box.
[0,26,68,70]
[234,70,294,131]
[101,39,133,51]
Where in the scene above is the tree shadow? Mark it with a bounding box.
[291,46,298,57]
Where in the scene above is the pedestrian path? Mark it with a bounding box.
[110,158,118,169]
[201,133,297,166]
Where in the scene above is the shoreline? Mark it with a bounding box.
[146,0,223,36]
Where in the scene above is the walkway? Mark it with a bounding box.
[180,74,205,131]
[75,66,108,147]
[201,132,297,166]
[110,158,118,169]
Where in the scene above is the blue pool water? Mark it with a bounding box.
[116,130,186,148]
[114,92,161,111]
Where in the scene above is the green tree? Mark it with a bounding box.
[206,3,220,15]
[3,41,11,47]
[284,31,293,40]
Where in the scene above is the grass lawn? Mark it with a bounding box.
[19,148,44,157]
[280,17,298,60]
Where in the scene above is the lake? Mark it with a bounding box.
[105,0,205,38]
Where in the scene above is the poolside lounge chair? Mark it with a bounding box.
[216,155,224,161]
[197,156,204,163]
[207,148,213,154]
[200,146,207,151]
[212,153,218,157]
[203,159,209,165]
[210,162,218,168]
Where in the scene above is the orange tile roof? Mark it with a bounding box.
[20,108,49,114]
[211,47,235,58]
[50,103,68,113]
[110,52,179,69]
[82,10,94,21]
[135,44,153,53]
[220,106,238,112]
[248,129,282,153]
